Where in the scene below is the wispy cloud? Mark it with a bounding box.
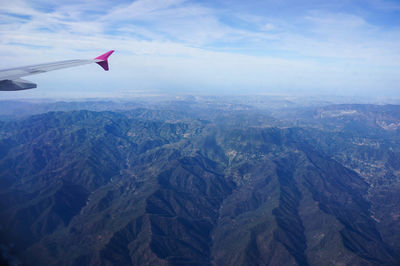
[0,0,399,98]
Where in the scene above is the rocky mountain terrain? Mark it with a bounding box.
[0,98,399,265]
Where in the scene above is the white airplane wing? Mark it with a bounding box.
[0,50,114,91]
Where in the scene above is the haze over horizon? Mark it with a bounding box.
[1,0,400,98]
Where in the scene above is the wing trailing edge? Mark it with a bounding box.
[0,79,37,91]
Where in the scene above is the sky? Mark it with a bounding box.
[1,0,400,99]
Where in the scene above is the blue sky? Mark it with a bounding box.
[1,0,400,98]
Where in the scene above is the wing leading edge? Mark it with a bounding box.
[0,50,114,91]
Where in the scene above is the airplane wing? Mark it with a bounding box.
[0,50,114,91]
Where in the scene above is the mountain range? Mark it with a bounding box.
[0,97,399,265]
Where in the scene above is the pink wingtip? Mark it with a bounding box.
[94,50,114,71]
[95,50,114,61]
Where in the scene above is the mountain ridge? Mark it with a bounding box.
[0,103,399,265]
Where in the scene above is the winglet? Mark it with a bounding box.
[94,50,114,71]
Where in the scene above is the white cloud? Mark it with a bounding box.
[0,0,399,98]
[262,23,275,31]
